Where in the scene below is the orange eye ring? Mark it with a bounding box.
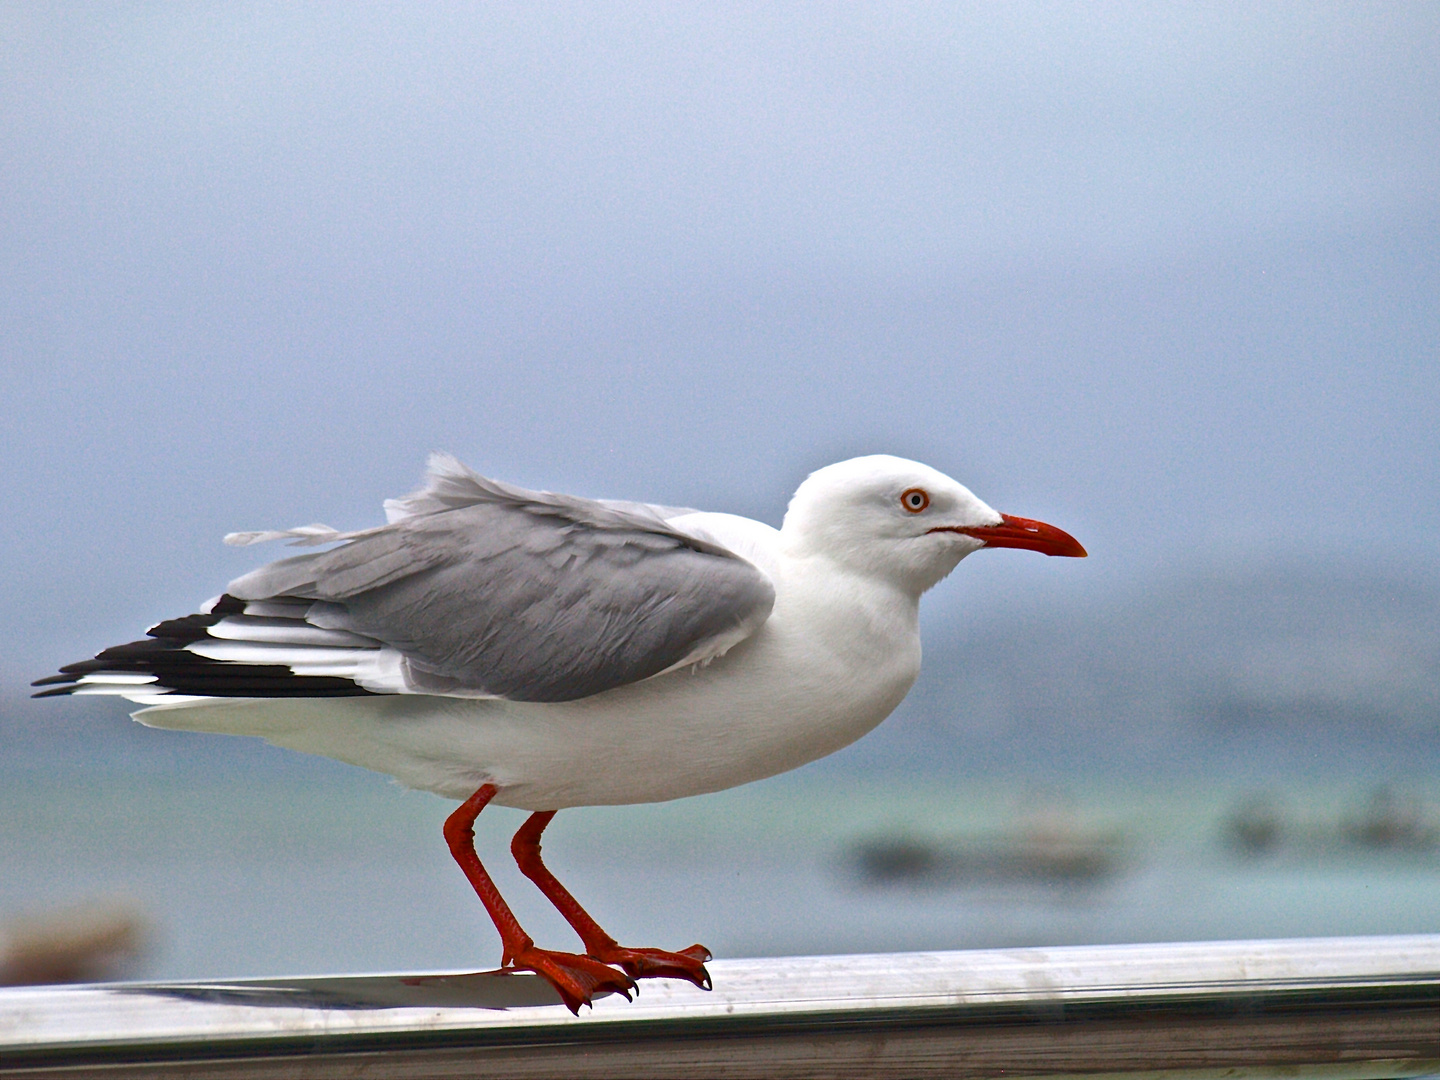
[900,488,930,513]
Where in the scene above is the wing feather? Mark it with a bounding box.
[38,457,775,705]
[226,459,776,701]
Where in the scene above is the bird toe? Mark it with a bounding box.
[511,946,636,1013]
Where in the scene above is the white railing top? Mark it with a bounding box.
[3,935,1439,1077]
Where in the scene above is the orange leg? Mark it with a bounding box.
[443,784,636,1013]
[511,810,712,990]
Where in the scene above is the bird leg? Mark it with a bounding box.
[443,784,636,1013]
[511,810,713,990]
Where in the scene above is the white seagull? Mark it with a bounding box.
[37,453,1085,1011]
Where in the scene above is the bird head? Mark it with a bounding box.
[782,455,1086,595]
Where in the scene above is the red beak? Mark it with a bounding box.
[934,514,1088,558]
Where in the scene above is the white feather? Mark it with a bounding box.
[206,617,376,648]
[183,641,375,665]
[241,600,314,618]
[224,524,346,548]
[120,692,208,705]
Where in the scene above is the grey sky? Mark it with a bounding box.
[2,3,1438,684]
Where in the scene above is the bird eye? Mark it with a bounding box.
[900,488,930,513]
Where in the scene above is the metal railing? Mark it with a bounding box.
[2,935,1438,1078]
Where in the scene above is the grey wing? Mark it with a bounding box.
[223,457,776,702]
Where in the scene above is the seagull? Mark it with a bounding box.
[35,453,1085,1011]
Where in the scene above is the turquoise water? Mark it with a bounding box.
[3,752,1438,980]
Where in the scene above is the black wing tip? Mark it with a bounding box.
[213,594,247,615]
[34,593,384,701]
[32,685,79,698]
[146,594,247,641]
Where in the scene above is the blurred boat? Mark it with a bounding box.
[1342,786,1440,850]
[851,806,1129,887]
[1225,795,1286,854]
[0,900,150,985]
[1225,785,1440,859]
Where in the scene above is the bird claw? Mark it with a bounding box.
[508,945,636,1014]
[590,943,713,990]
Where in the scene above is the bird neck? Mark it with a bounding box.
[777,548,922,646]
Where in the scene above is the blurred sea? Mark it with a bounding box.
[3,715,1438,982]
[5,563,1438,981]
